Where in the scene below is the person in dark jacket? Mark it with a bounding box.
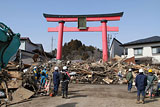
[135,69,147,104]
[126,68,133,92]
[60,66,70,99]
[53,66,60,96]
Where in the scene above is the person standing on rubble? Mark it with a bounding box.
[53,66,60,96]
[33,66,38,83]
[60,66,70,99]
[145,69,157,99]
[126,68,133,92]
[135,69,147,104]
[156,80,160,96]
[40,67,48,88]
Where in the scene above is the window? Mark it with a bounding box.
[125,48,128,55]
[152,46,160,54]
[134,48,143,55]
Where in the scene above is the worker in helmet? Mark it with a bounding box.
[145,69,157,99]
[40,67,48,88]
[33,66,38,83]
[126,68,133,92]
[135,69,147,104]
[156,80,160,96]
[53,66,60,96]
[60,66,70,99]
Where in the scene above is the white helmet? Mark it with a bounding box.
[158,80,160,83]
[129,69,132,72]
[34,66,37,69]
[139,69,144,73]
[63,66,67,70]
[54,66,58,70]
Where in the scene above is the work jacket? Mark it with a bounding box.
[33,68,38,80]
[41,69,48,78]
[53,71,60,84]
[135,73,147,91]
[126,72,133,83]
[147,73,157,86]
[60,70,70,82]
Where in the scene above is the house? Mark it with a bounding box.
[122,36,160,64]
[20,37,44,53]
[110,38,124,58]
[11,37,46,65]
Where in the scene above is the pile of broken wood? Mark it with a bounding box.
[66,56,160,84]
[0,62,37,106]
[1,55,160,106]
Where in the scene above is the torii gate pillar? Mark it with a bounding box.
[101,20,108,62]
[57,21,65,60]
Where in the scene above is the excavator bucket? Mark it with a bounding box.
[0,22,21,70]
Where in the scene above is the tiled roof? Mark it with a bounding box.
[123,36,160,46]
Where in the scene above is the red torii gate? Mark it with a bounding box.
[43,12,123,62]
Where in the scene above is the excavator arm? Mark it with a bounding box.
[0,22,21,70]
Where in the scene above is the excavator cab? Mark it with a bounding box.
[0,22,20,70]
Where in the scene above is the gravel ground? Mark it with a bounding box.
[9,84,160,107]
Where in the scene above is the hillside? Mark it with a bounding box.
[53,39,102,60]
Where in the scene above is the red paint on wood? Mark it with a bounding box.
[101,21,108,62]
[56,22,64,60]
[48,26,118,32]
[46,16,121,22]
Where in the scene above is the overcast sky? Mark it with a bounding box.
[1,0,160,52]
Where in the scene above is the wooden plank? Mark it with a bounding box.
[11,87,34,104]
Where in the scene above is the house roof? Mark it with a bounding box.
[122,36,160,46]
[110,38,123,49]
[20,37,44,52]
[20,37,38,46]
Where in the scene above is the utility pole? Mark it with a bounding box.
[51,36,53,52]
[107,34,112,60]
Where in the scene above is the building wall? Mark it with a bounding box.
[19,40,26,50]
[125,43,160,64]
[110,40,124,58]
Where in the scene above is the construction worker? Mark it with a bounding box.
[156,80,160,96]
[60,66,70,99]
[126,68,133,92]
[145,69,157,99]
[135,69,147,104]
[53,66,60,96]
[118,70,123,80]
[40,67,48,88]
[33,66,38,83]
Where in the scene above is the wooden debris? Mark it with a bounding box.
[11,87,34,104]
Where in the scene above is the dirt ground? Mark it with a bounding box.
[10,84,160,107]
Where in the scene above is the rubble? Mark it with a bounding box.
[66,56,160,85]
[0,55,160,105]
[11,87,34,104]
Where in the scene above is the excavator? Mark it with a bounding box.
[0,22,21,71]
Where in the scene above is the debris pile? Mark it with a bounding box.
[67,56,160,84]
[0,55,160,106]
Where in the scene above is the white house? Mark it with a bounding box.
[122,36,160,64]
[110,38,124,58]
